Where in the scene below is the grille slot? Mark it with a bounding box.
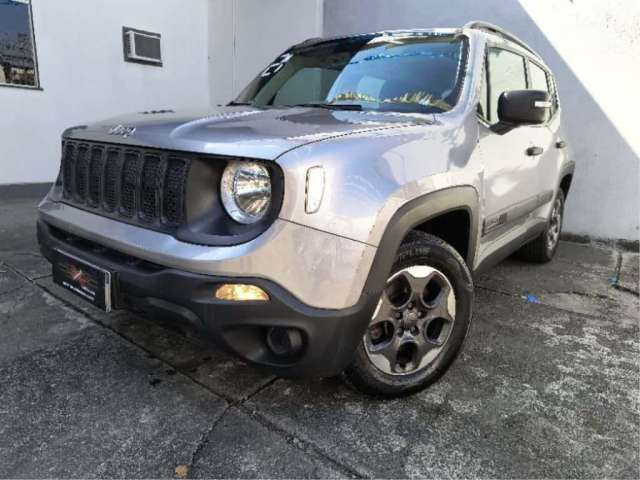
[120,152,143,218]
[140,154,163,222]
[163,157,188,225]
[60,140,191,231]
[74,145,89,202]
[88,147,105,207]
[62,143,75,199]
[103,149,121,212]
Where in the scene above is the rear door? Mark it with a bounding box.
[525,59,562,222]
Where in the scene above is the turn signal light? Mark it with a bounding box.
[215,284,270,301]
[305,166,325,214]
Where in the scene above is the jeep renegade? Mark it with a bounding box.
[38,22,574,396]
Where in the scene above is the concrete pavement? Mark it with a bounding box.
[0,196,638,478]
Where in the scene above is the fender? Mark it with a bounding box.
[360,186,480,298]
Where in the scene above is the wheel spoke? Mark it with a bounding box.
[370,291,402,327]
[433,282,455,317]
[423,306,453,324]
[398,270,430,306]
[415,336,440,364]
[367,335,402,373]
[433,279,451,306]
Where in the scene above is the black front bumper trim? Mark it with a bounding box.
[38,219,377,377]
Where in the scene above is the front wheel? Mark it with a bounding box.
[342,232,474,397]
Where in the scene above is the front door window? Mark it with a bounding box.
[486,48,527,123]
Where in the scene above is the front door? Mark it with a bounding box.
[477,46,547,246]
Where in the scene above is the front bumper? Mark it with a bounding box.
[38,220,378,377]
[39,198,376,310]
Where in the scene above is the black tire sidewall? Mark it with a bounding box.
[346,234,474,397]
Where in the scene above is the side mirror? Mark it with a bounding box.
[491,90,551,134]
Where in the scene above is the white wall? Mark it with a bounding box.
[3,0,637,241]
[208,0,235,105]
[208,0,323,105]
[324,0,640,241]
[0,0,210,185]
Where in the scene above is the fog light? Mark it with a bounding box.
[266,327,304,357]
[215,284,269,301]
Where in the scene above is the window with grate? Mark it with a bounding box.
[0,0,39,89]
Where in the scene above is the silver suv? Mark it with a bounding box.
[38,22,574,396]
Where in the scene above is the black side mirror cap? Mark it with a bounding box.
[490,90,551,134]
[499,89,550,124]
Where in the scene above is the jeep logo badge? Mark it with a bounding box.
[108,124,136,138]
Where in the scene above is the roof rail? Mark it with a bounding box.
[296,37,324,46]
[463,21,540,57]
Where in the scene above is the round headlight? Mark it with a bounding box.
[221,161,272,224]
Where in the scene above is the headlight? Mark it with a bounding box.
[220,161,272,224]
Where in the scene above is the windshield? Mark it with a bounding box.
[235,33,468,114]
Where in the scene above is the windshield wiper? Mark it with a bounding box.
[227,101,253,106]
[384,101,449,113]
[290,103,363,111]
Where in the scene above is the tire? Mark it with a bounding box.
[518,189,565,263]
[342,231,474,397]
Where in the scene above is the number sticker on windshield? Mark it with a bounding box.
[261,53,293,77]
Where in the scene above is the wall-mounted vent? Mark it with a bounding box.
[123,27,162,66]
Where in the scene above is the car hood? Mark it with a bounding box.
[66,106,433,160]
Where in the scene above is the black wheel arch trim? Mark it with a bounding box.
[361,186,480,298]
[558,161,575,197]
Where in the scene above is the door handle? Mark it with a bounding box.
[526,146,544,156]
[555,140,567,149]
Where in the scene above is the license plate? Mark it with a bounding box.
[52,249,113,312]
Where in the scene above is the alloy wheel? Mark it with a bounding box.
[364,265,456,375]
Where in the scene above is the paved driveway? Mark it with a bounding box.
[0,196,638,478]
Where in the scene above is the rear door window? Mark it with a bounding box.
[528,61,549,92]
[528,61,551,121]
[529,60,558,117]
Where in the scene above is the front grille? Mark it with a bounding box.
[60,140,191,230]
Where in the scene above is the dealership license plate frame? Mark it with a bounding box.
[52,249,113,312]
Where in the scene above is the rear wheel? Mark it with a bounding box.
[342,232,473,397]
[518,189,565,263]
